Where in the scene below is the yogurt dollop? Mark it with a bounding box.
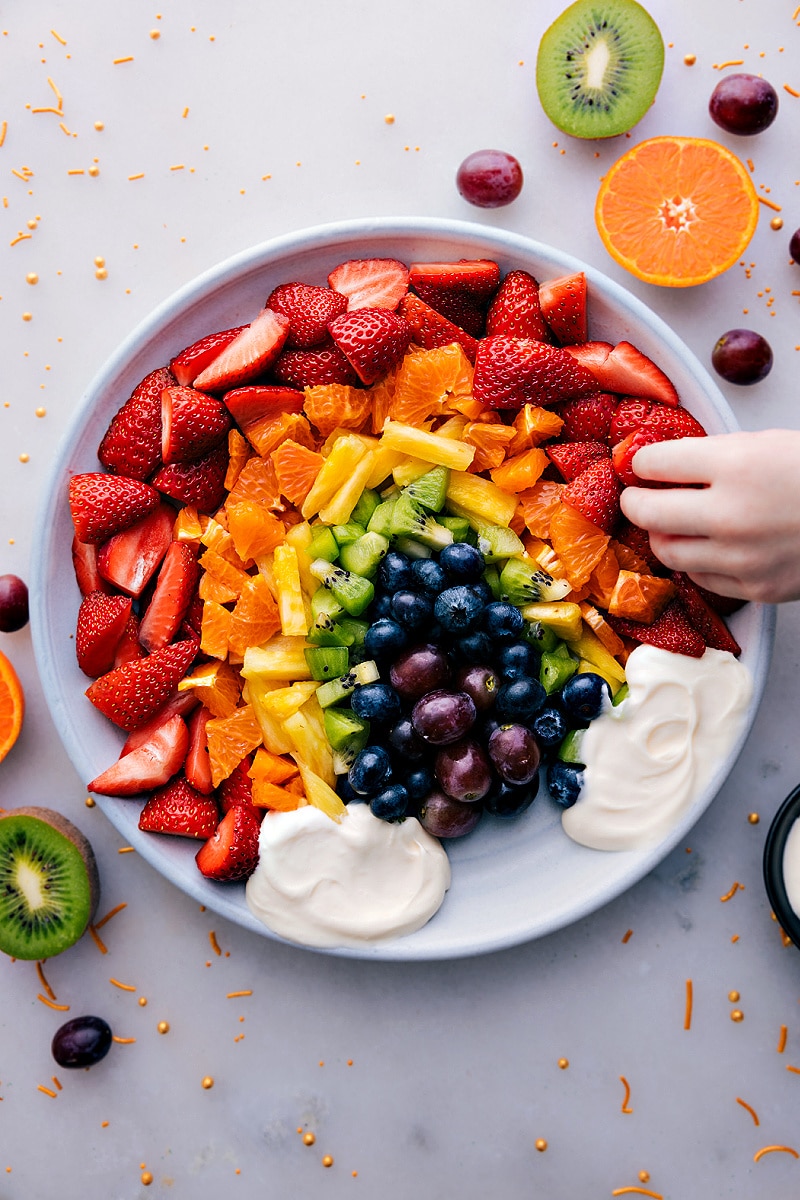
[562,645,752,852]
[782,819,800,918]
[245,802,450,947]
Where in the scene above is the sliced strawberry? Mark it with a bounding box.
[612,428,662,487]
[121,689,198,754]
[183,591,205,637]
[610,398,653,444]
[138,542,200,653]
[397,293,478,362]
[151,443,229,513]
[607,600,707,659]
[97,367,174,479]
[138,775,219,838]
[641,405,706,439]
[485,270,552,341]
[557,392,618,442]
[96,502,175,597]
[538,272,587,345]
[184,706,214,795]
[327,258,410,311]
[565,341,680,406]
[561,459,622,534]
[86,636,199,730]
[270,343,359,388]
[71,536,111,597]
[328,308,412,385]
[547,441,610,482]
[472,335,598,409]
[88,713,189,796]
[76,591,133,678]
[68,473,161,544]
[192,309,290,392]
[692,581,746,618]
[223,385,305,433]
[161,386,231,464]
[169,324,247,387]
[219,756,259,814]
[409,260,500,336]
[113,613,146,668]
[266,282,348,347]
[669,572,742,655]
[195,805,261,882]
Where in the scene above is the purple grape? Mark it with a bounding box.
[418,789,482,838]
[484,775,540,818]
[389,644,451,700]
[454,664,499,713]
[711,328,773,385]
[488,724,541,785]
[52,1015,112,1068]
[434,738,493,803]
[790,228,800,265]
[456,149,523,208]
[709,73,778,136]
[0,574,29,632]
[411,690,476,745]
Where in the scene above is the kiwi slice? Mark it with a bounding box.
[536,0,664,139]
[0,806,100,960]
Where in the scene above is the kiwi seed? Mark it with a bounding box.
[0,806,100,960]
[536,0,665,140]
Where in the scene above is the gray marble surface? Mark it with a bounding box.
[2,1,799,1196]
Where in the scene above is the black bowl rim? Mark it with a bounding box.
[763,783,800,949]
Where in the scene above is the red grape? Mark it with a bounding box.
[488,724,541,785]
[411,689,476,745]
[456,149,523,208]
[454,664,499,712]
[790,228,800,265]
[708,73,778,136]
[418,790,482,838]
[711,329,773,385]
[52,1015,112,1068]
[0,574,29,632]
[389,644,451,700]
[434,738,493,803]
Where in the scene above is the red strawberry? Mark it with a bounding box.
[96,502,175,598]
[612,428,662,487]
[557,392,618,442]
[138,775,219,838]
[161,386,231,463]
[151,443,228,513]
[607,600,707,658]
[223,385,305,434]
[613,519,665,575]
[97,367,174,479]
[265,282,348,347]
[538,273,588,345]
[183,591,205,637]
[485,270,552,341]
[184,706,214,795]
[88,713,189,795]
[170,325,248,387]
[561,459,622,533]
[397,293,478,362]
[76,591,133,678]
[610,398,653,444]
[86,636,199,730]
[71,536,111,597]
[642,405,706,439]
[138,542,200,653]
[328,308,412,385]
[692,581,746,618]
[409,260,500,336]
[547,441,610,482]
[219,756,260,817]
[68,473,160,544]
[669,572,741,655]
[327,258,410,311]
[473,336,598,409]
[565,341,680,407]
[113,613,146,668]
[195,805,261,882]
[121,689,199,754]
[271,343,359,388]
[192,309,290,392]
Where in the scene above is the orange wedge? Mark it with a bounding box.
[0,649,24,762]
[595,136,759,287]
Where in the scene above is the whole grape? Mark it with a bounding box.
[434,738,493,803]
[389,644,451,700]
[488,724,541,785]
[709,73,778,136]
[0,574,29,632]
[419,790,482,838]
[456,149,523,208]
[790,228,800,265]
[411,689,477,745]
[711,329,773,384]
[454,664,500,712]
[52,1015,113,1068]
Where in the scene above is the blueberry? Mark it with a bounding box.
[391,589,434,630]
[495,676,547,723]
[348,745,393,797]
[484,776,540,818]
[546,761,584,808]
[370,783,410,821]
[483,601,524,641]
[530,704,568,749]
[454,630,494,663]
[378,550,413,593]
[498,640,540,679]
[388,716,428,761]
[336,774,362,803]
[440,542,485,583]
[470,579,494,605]
[404,765,435,804]
[560,673,611,722]
[351,682,402,724]
[370,592,394,621]
[434,585,483,634]
[410,558,447,595]
[364,617,408,660]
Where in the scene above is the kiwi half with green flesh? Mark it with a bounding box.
[536,0,664,139]
[0,806,100,960]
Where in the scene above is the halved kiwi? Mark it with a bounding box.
[536,0,664,139]
[0,806,100,960]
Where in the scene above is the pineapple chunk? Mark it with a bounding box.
[365,444,408,490]
[244,679,294,755]
[301,435,367,519]
[283,521,318,597]
[273,543,309,636]
[318,449,377,525]
[445,470,518,528]
[521,601,584,641]
[283,705,335,785]
[380,420,475,471]
[242,637,312,680]
[292,758,347,822]
[391,457,433,488]
[261,680,320,721]
[566,625,627,684]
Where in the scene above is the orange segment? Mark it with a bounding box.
[206,703,264,787]
[389,344,473,425]
[226,501,286,561]
[179,660,242,717]
[518,479,564,539]
[227,454,284,510]
[508,405,564,453]
[228,574,282,657]
[0,649,24,762]
[224,429,251,491]
[200,599,233,660]
[271,438,324,507]
[242,411,315,457]
[549,502,609,589]
[303,384,372,437]
[595,136,759,287]
[490,448,549,494]
[464,421,517,472]
[607,570,678,623]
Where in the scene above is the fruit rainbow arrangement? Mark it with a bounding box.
[66,253,746,939]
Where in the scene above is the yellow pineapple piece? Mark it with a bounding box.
[242,637,312,681]
[292,758,346,822]
[391,457,434,488]
[565,625,626,683]
[284,707,335,785]
[301,435,368,519]
[433,414,470,440]
[243,679,294,755]
[261,680,319,721]
[320,428,377,456]
[283,521,318,597]
[318,449,377,525]
[380,420,475,471]
[445,470,518,527]
[365,443,408,489]
[272,543,309,636]
[178,660,241,717]
[521,601,584,641]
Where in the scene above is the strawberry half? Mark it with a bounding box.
[138,775,219,838]
[547,440,610,482]
[184,706,214,795]
[610,398,653,443]
[113,613,146,668]
[192,309,290,392]
[76,591,133,678]
[96,502,175,598]
[328,308,412,385]
[485,270,552,341]
[327,258,410,311]
[138,541,200,653]
[611,428,662,487]
[86,636,199,730]
[557,392,618,443]
[151,443,229,513]
[565,341,680,407]
[669,572,741,655]
[68,473,161,544]
[72,536,111,597]
[195,805,261,882]
[266,282,348,347]
[561,459,622,534]
[473,335,599,409]
[88,713,189,796]
[219,757,256,813]
[271,343,359,388]
[169,325,247,387]
[607,600,707,659]
[538,273,588,345]
[120,689,199,754]
[223,386,305,432]
[397,293,478,362]
[161,386,231,464]
[612,407,706,486]
[613,519,665,575]
[409,260,500,336]
[97,367,174,479]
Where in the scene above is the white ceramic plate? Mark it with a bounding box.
[31,217,775,961]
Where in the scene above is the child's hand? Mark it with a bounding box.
[619,429,800,604]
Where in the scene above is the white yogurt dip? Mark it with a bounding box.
[245,802,450,947]
[782,818,800,918]
[562,645,752,852]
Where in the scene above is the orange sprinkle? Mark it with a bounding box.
[684,979,693,1030]
[51,1076,62,1091]
[736,1097,760,1125]
[619,1076,633,1114]
[786,1064,800,1074]
[621,928,633,943]
[87,925,108,954]
[94,902,127,930]
[117,846,134,853]
[58,122,74,137]
[182,107,189,117]
[714,59,745,69]
[50,29,66,45]
[36,961,56,1001]
[37,993,69,1012]
[111,1036,136,1044]
[127,173,144,181]
[747,159,755,172]
[757,196,782,212]
[10,233,32,246]
[209,931,222,956]
[784,85,800,98]
[31,105,62,116]
[37,1085,57,1098]
[778,1025,788,1054]
[170,164,184,171]
[109,977,136,992]
[0,121,6,147]
[67,169,85,175]
[720,881,744,902]
[611,1190,663,1199]
[113,55,134,64]
[754,1144,799,1163]
[226,990,252,999]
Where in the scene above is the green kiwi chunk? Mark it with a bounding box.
[0,806,100,960]
[536,0,664,139]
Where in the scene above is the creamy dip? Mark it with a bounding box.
[245,802,450,948]
[562,645,752,852]
[782,819,800,918]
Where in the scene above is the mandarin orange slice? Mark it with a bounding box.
[271,439,324,507]
[0,649,24,762]
[206,703,263,787]
[490,448,549,494]
[464,421,517,472]
[518,479,564,539]
[549,502,609,589]
[389,344,473,426]
[607,570,678,624]
[303,384,372,437]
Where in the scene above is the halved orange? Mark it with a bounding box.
[595,136,759,287]
[0,649,24,762]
